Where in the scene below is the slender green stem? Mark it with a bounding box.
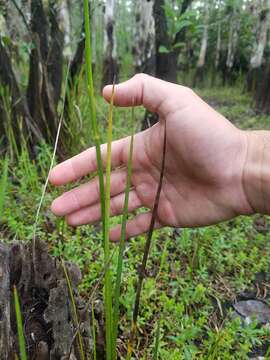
[153,317,161,360]
[13,286,27,360]
[83,0,105,239]
[112,113,134,360]
[103,84,116,359]
[61,259,85,360]
[0,157,9,220]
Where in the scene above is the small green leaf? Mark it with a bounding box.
[158,45,170,54]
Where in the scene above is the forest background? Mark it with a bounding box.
[1,0,270,359]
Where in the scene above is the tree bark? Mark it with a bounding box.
[0,240,101,359]
[101,0,118,88]
[27,0,64,148]
[215,21,221,69]
[154,0,192,83]
[225,3,241,83]
[250,0,270,69]
[0,37,41,153]
[247,0,270,92]
[133,0,156,75]
[194,1,210,86]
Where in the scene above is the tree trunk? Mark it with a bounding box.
[0,37,41,153]
[255,62,270,114]
[247,0,270,92]
[215,21,221,69]
[194,1,210,86]
[154,0,192,83]
[59,0,72,57]
[142,0,192,129]
[101,0,118,88]
[153,0,177,82]
[0,240,102,359]
[225,3,240,83]
[48,0,64,106]
[27,0,64,148]
[133,0,155,75]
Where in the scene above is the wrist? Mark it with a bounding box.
[243,131,270,215]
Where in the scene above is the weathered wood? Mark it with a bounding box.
[0,240,100,360]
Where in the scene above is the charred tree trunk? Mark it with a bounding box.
[101,0,118,88]
[142,0,192,129]
[0,37,41,153]
[27,0,64,150]
[0,240,102,359]
[154,0,192,83]
[133,0,156,75]
[27,0,56,143]
[48,0,64,106]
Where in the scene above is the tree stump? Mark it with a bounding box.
[0,240,101,359]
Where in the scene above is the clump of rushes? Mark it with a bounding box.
[113,113,135,359]
[0,156,9,220]
[127,123,167,359]
[13,286,28,360]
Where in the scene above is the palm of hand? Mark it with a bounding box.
[128,105,249,236]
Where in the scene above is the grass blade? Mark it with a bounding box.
[13,286,27,360]
[83,0,105,235]
[61,258,85,360]
[153,317,161,360]
[103,83,116,359]
[112,111,135,360]
[127,123,167,359]
[0,156,9,220]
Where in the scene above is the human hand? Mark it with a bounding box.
[49,74,254,241]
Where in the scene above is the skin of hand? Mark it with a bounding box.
[49,73,255,241]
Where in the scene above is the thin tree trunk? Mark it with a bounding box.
[48,0,64,106]
[101,0,118,88]
[194,1,210,86]
[215,21,221,69]
[247,0,270,92]
[250,0,270,69]
[59,0,72,57]
[154,0,192,83]
[225,3,240,82]
[0,36,41,152]
[133,0,155,75]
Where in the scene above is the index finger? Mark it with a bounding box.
[49,137,129,186]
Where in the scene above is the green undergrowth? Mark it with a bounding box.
[1,85,270,358]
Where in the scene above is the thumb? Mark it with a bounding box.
[102,73,191,117]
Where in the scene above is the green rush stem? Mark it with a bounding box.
[0,156,9,220]
[103,83,115,360]
[153,316,161,360]
[113,119,134,359]
[13,286,28,360]
[127,123,167,360]
[83,0,105,236]
[61,259,85,360]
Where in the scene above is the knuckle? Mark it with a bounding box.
[133,73,149,82]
